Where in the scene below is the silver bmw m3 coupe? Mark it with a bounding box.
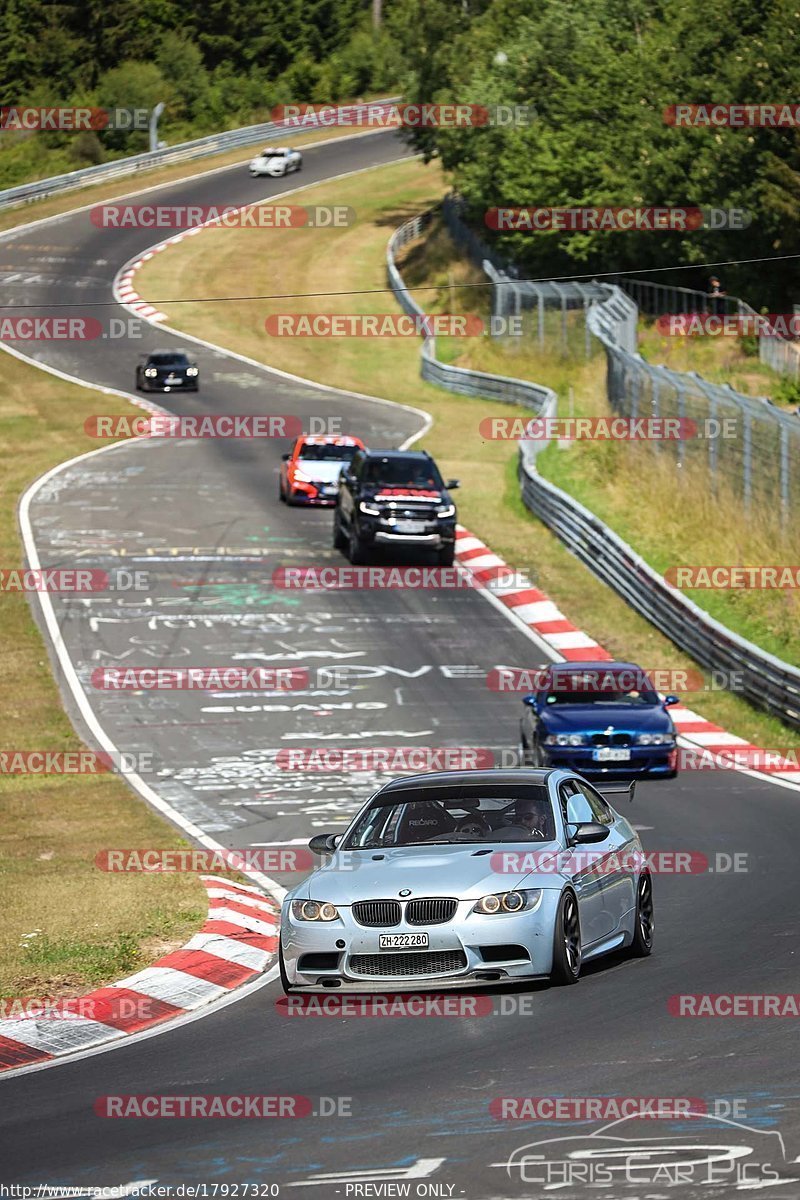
[279,768,654,992]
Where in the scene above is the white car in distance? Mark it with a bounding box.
[249,146,303,177]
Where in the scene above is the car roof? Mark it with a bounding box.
[375,769,556,795]
[545,659,644,673]
[298,435,363,446]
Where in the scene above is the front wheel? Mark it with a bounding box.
[349,527,367,565]
[438,543,455,567]
[550,890,581,984]
[629,872,654,956]
[333,510,347,551]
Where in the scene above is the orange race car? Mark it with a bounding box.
[279,434,366,505]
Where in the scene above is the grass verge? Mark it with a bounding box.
[135,158,800,750]
[0,354,208,999]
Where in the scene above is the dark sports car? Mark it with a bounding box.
[519,661,679,778]
[135,350,199,393]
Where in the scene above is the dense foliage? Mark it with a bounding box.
[0,0,401,184]
[391,0,800,307]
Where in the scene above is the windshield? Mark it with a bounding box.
[363,458,444,489]
[149,353,189,366]
[261,147,282,156]
[298,443,359,462]
[344,784,555,848]
[544,686,659,706]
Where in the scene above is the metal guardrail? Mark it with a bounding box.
[387,212,556,418]
[388,205,800,730]
[443,195,800,523]
[0,100,399,213]
[518,448,800,729]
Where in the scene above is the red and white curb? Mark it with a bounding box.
[455,527,800,787]
[0,876,278,1072]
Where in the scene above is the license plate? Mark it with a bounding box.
[165,375,181,385]
[379,932,429,949]
[394,520,427,534]
[593,747,631,762]
[321,486,338,496]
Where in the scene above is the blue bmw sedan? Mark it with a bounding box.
[519,661,679,778]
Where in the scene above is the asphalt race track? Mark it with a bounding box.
[2,130,800,1197]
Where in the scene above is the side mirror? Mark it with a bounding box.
[664,694,679,706]
[281,452,290,462]
[569,822,610,845]
[446,479,460,490]
[522,693,539,709]
[309,833,341,854]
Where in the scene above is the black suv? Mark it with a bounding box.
[333,449,459,565]
[136,350,199,393]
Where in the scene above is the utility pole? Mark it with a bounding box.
[373,0,382,28]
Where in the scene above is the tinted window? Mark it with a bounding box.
[363,457,444,489]
[559,781,612,825]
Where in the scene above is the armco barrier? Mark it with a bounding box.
[387,211,557,419]
[388,207,800,730]
[0,100,399,213]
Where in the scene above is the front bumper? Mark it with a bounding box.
[290,481,339,505]
[281,894,559,991]
[541,745,677,776]
[360,518,456,550]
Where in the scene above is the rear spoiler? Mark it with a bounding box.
[597,781,637,804]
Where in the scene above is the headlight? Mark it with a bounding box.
[544,733,587,747]
[291,900,340,922]
[472,890,541,915]
[359,501,381,516]
[437,504,455,518]
[636,733,675,746]
[186,367,199,377]
[143,368,157,378]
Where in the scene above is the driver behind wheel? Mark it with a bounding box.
[510,798,553,839]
